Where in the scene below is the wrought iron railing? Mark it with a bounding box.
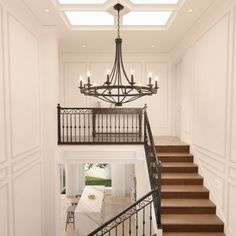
[88,188,159,236]
[57,104,144,144]
[144,108,162,229]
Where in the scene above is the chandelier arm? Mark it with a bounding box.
[108,40,119,85]
[123,94,146,104]
[119,43,131,85]
[98,95,116,103]
[88,93,116,104]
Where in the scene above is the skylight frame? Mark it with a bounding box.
[57,0,107,4]
[64,11,114,26]
[129,0,179,4]
[123,11,172,26]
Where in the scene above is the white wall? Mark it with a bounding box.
[0,1,42,236]
[59,53,174,136]
[172,0,236,235]
[0,1,59,236]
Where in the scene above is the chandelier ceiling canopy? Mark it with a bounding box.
[79,3,159,106]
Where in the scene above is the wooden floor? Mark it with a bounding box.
[60,134,143,143]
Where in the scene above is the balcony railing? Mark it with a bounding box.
[57,104,144,144]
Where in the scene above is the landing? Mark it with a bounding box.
[154,136,188,146]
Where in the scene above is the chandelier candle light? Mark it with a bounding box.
[79,3,159,106]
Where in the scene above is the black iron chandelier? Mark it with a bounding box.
[79,3,159,106]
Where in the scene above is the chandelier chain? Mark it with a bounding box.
[117,8,120,38]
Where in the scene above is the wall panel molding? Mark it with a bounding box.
[0,184,9,236]
[0,3,7,165]
[6,13,41,159]
[195,149,226,175]
[11,150,41,174]
[227,183,236,234]
[194,144,226,163]
[12,162,43,236]
[192,14,230,158]
[229,6,236,164]
[198,159,226,216]
[0,167,8,183]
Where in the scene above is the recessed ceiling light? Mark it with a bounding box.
[188,9,193,13]
[65,11,114,26]
[58,0,107,4]
[151,45,155,48]
[123,11,172,26]
[82,45,86,48]
[130,0,179,4]
[44,9,50,13]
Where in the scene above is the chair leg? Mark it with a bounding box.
[65,212,69,231]
[72,212,75,229]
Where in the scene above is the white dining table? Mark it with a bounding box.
[75,185,105,236]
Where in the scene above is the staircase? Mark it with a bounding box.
[149,142,225,236]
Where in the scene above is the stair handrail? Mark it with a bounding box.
[144,106,162,229]
[88,188,159,236]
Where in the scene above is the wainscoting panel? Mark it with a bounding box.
[8,14,40,159]
[12,163,42,236]
[195,148,226,173]
[229,165,236,182]
[145,62,168,129]
[230,7,236,164]
[0,184,9,236]
[193,15,229,158]
[64,62,88,107]
[12,150,41,174]
[0,167,7,183]
[0,4,6,164]
[227,183,236,234]
[181,48,192,137]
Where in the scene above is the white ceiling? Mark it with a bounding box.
[23,0,216,53]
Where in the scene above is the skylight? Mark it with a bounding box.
[65,11,114,26]
[130,0,179,4]
[58,0,107,4]
[123,11,172,26]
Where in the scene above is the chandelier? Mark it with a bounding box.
[79,3,159,106]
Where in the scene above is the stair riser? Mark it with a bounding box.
[157,145,190,153]
[162,167,198,173]
[162,192,209,199]
[161,207,216,214]
[162,179,203,185]
[163,225,224,232]
[159,156,193,162]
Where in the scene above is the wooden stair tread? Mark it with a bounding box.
[161,162,198,173]
[158,153,193,157]
[161,173,203,185]
[162,162,198,167]
[157,145,190,153]
[164,233,226,236]
[162,199,215,207]
[162,173,202,179]
[162,185,209,192]
[162,214,224,225]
